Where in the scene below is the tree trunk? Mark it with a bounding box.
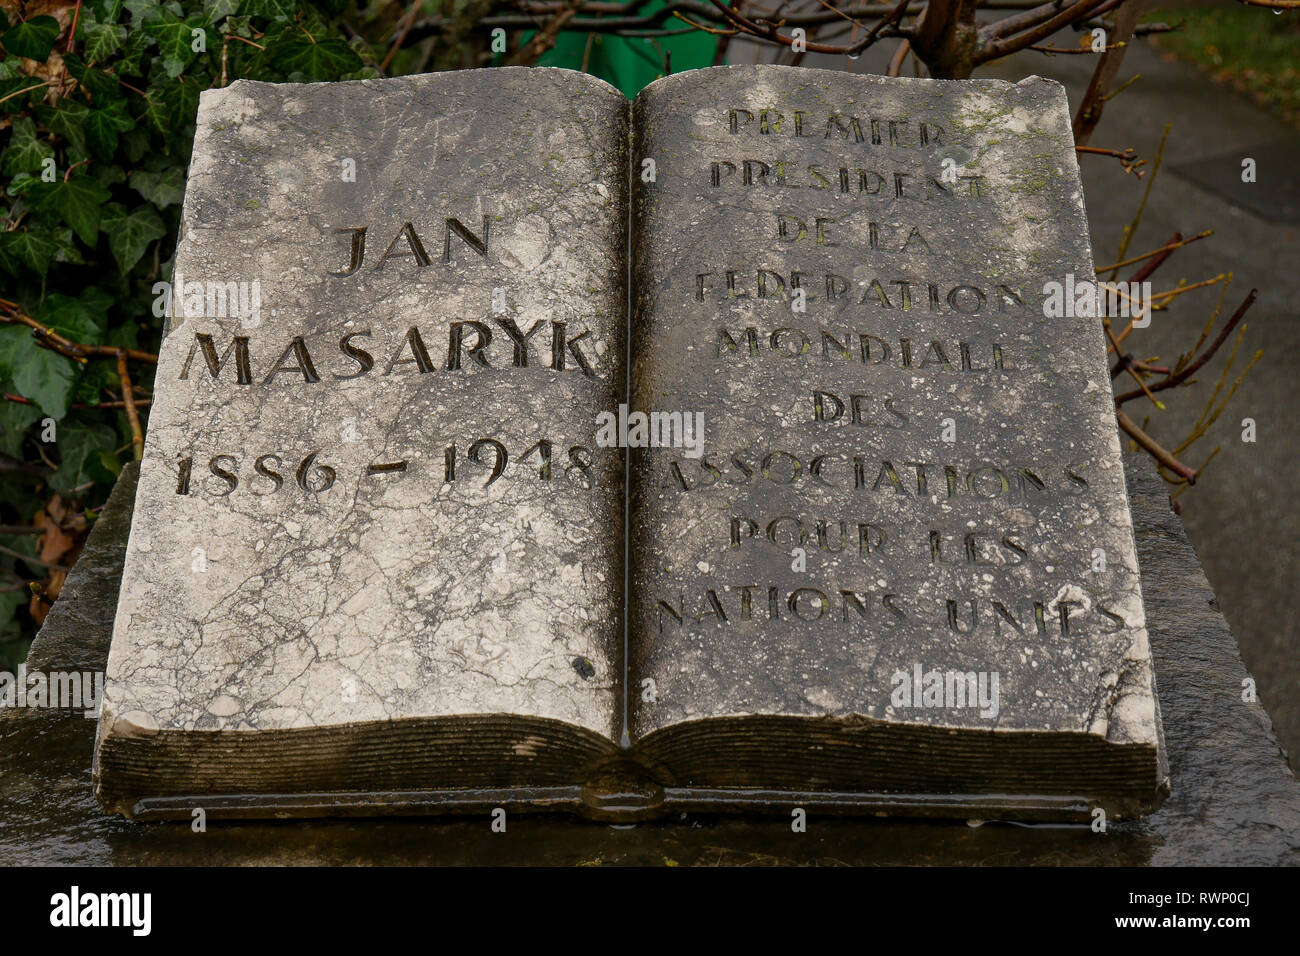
[910,0,982,79]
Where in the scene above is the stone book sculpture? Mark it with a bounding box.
[93,65,1169,823]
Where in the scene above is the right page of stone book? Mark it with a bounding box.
[628,65,1167,817]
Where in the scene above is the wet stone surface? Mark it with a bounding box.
[4,458,1298,864]
[628,69,1161,774]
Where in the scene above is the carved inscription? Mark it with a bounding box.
[328,216,492,277]
[176,440,605,497]
[176,319,605,386]
[99,70,631,754]
[630,68,1151,738]
[645,91,1082,618]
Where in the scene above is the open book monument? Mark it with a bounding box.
[93,65,1169,823]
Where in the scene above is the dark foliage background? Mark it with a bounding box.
[0,0,397,668]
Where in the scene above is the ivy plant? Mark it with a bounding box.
[0,0,382,667]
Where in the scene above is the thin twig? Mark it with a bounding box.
[1171,446,1220,500]
[707,0,910,55]
[117,353,144,462]
[1105,320,1164,409]
[1113,290,1257,404]
[1149,273,1228,304]
[1030,42,1118,54]
[67,0,84,55]
[1177,277,1232,373]
[1094,231,1212,274]
[380,0,422,73]
[887,37,910,76]
[1109,123,1170,282]
[1077,145,1146,176]
[0,80,57,109]
[507,0,586,65]
[1101,73,1140,102]
[0,543,70,573]
[0,303,157,365]
[3,392,152,411]
[1116,409,1196,482]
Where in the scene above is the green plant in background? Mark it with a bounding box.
[0,0,384,669]
[1150,6,1300,129]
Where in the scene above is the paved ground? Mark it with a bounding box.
[730,20,1300,770]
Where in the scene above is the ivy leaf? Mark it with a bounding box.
[81,21,127,62]
[84,100,135,158]
[270,34,360,81]
[80,288,115,326]
[147,12,211,78]
[167,77,201,140]
[223,14,252,37]
[104,316,143,350]
[63,52,124,102]
[296,6,333,40]
[0,117,54,176]
[35,101,91,156]
[92,160,126,187]
[38,293,105,346]
[5,170,40,197]
[247,0,298,23]
[116,27,153,75]
[2,16,61,61]
[101,202,166,272]
[0,229,56,277]
[149,18,195,78]
[123,0,179,24]
[120,125,150,163]
[27,175,112,245]
[98,448,124,477]
[0,76,50,115]
[0,325,78,420]
[204,0,241,21]
[0,401,42,458]
[51,228,86,265]
[71,348,119,406]
[47,420,119,493]
[91,1,127,25]
[129,163,186,207]
[142,76,200,137]
[141,85,172,135]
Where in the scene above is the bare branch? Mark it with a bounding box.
[980,0,1111,62]
[1113,290,1258,404]
[1072,0,1140,145]
[1116,409,1197,482]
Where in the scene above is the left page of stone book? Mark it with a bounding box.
[94,68,629,817]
